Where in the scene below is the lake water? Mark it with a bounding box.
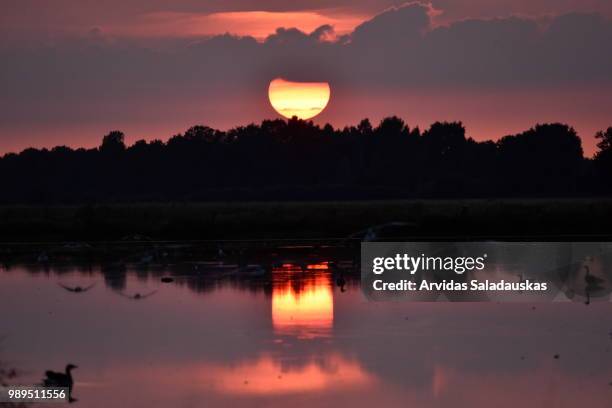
[1,250,612,407]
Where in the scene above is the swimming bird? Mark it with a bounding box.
[44,364,77,388]
[58,283,96,293]
[118,290,157,300]
[43,364,78,403]
[43,364,78,402]
[584,265,604,287]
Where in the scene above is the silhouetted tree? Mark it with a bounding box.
[357,118,373,135]
[594,127,612,191]
[596,128,612,152]
[100,131,125,153]
[0,118,607,204]
[423,122,466,154]
[497,124,583,195]
[375,116,408,138]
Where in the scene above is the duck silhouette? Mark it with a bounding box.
[58,283,96,293]
[43,364,77,403]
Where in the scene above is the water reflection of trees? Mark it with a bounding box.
[4,240,611,304]
[1,257,359,298]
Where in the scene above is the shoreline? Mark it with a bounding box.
[0,198,611,242]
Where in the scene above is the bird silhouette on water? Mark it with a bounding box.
[118,290,157,300]
[58,283,96,293]
[583,265,605,305]
[43,364,78,403]
[584,265,604,287]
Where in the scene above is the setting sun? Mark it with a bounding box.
[268,78,331,120]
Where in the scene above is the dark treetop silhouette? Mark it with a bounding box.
[0,117,611,204]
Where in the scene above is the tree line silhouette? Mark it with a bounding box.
[1,117,611,203]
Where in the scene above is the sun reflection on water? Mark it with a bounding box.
[271,265,334,338]
[208,354,373,395]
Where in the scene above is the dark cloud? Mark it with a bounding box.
[351,2,431,45]
[2,3,611,99]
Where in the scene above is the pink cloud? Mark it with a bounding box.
[110,10,366,40]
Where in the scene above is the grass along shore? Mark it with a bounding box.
[0,199,611,242]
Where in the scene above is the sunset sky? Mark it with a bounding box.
[1,0,611,155]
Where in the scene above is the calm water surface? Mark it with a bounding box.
[1,260,612,407]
